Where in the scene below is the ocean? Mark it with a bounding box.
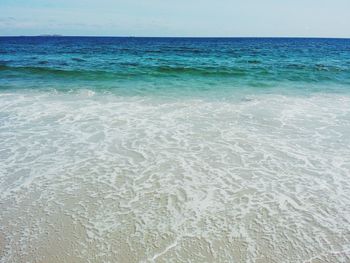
[1,37,350,262]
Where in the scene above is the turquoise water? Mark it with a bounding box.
[1,38,350,262]
[1,37,350,97]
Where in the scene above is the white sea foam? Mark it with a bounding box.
[0,91,350,262]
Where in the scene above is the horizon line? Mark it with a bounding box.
[0,35,350,39]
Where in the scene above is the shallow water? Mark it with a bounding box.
[1,38,350,262]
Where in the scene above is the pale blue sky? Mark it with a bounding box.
[0,0,349,37]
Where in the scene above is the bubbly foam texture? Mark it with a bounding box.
[1,91,350,262]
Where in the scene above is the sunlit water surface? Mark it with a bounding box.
[1,37,350,262]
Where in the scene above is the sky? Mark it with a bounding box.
[0,0,349,37]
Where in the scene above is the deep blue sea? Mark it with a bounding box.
[1,37,350,262]
[1,37,350,97]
